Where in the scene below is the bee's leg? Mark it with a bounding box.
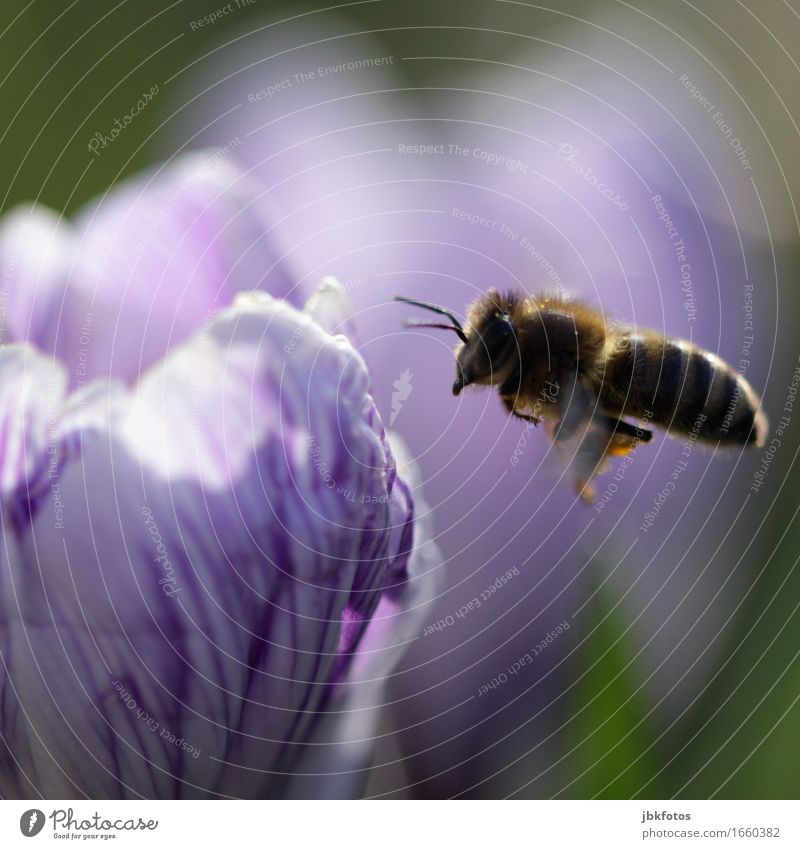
[500,395,541,425]
[598,415,653,456]
[572,417,653,502]
[602,416,653,441]
[499,370,541,425]
[570,424,609,502]
[500,394,540,425]
[539,371,601,500]
[551,370,592,442]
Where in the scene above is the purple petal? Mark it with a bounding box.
[0,292,426,798]
[0,154,301,385]
[0,206,84,358]
[287,436,441,798]
[0,346,67,534]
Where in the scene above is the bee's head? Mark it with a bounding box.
[395,289,519,396]
[452,290,520,395]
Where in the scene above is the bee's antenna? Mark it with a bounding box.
[394,296,468,343]
[403,319,468,341]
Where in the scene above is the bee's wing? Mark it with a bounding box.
[568,416,653,502]
[547,368,593,443]
[545,371,652,501]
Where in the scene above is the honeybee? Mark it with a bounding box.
[396,289,768,500]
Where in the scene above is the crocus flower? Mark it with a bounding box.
[0,155,437,798]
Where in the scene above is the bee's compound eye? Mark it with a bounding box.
[480,315,514,359]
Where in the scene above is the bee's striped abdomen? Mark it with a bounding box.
[598,332,767,446]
